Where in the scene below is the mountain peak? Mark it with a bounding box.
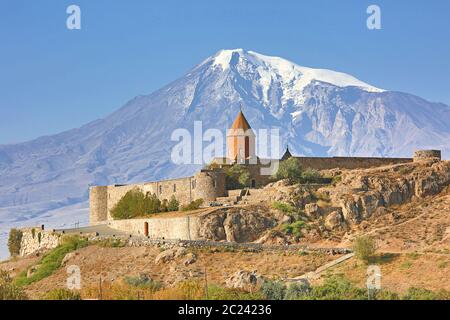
[207,49,384,94]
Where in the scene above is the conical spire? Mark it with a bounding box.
[281,145,293,160]
[231,110,252,131]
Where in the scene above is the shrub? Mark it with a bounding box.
[207,284,264,300]
[43,288,81,300]
[225,165,251,189]
[273,158,303,184]
[152,281,205,300]
[181,199,204,211]
[111,189,163,219]
[15,235,88,287]
[353,235,376,263]
[261,281,286,300]
[402,287,442,300]
[92,238,125,248]
[8,228,23,257]
[0,271,28,300]
[301,168,323,184]
[167,195,180,212]
[124,275,163,292]
[271,201,295,214]
[304,275,367,300]
[281,221,306,238]
[285,282,311,300]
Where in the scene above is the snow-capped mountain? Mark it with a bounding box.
[1,49,449,258]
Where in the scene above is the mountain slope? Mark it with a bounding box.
[1,49,449,258]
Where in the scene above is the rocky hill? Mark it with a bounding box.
[2,49,450,259]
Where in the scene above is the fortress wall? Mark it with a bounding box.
[19,227,61,257]
[107,215,202,240]
[99,176,203,223]
[193,170,227,201]
[89,186,109,223]
[293,156,413,170]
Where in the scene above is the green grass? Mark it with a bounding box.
[15,236,88,287]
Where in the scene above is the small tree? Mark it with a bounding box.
[111,189,163,219]
[273,158,303,184]
[353,235,377,263]
[225,165,251,189]
[8,228,23,257]
[261,281,286,300]
[167,195,180,212]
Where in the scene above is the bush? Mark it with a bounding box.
[15,236,88,287]
[8,228,23,257]
[261,281,286,300]
[111,189,165,219]
[0,271,28,300]
[167,195,180,212]
[181,199,204,211]
[402,287,443,300]
[353,235,377,263]
[281,221,306,238]
[285,282,311,300]
[43,288,81,300]
[207,284,264,300]
[271,201,295,214]
[300,168,323,184]
[225,165,251,189]
[304,275,367,300]
[124,275,163,292]
[273,158,303,184]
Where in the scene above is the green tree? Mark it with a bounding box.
[225,165,251,189]
[8,228,23,257]
[167,195,180,212]
[273,158,303,184]
[353,235,377,263]
[111,189,162,219]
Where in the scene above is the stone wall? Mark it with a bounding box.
[19,227,61,257]
[107,215,202,240]
[293,156,412,171]
[90,171,227,224]
[413,150,442,162]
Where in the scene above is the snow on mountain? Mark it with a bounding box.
[1,48,449,259]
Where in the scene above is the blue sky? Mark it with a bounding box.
[1,0,449,144]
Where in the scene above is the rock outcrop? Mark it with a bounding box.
[196,206,279,242]
[225,270,264,291]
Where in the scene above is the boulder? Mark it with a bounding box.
[225,270,264,291]
[325,211,344,230]
[305,203,320,218]
[183,252,197,266]
[154,247,187,264]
